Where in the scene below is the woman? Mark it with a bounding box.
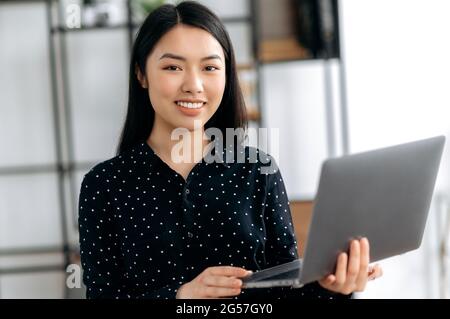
[78,1,382,299]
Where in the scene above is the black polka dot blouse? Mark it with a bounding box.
[78,141,348,299]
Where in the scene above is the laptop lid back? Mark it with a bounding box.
[299,136,445,284]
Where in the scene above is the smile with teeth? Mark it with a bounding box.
[176,101,205,109]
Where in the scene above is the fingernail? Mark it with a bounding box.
[247,270,253,274]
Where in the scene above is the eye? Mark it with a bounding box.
[205,66,219,71]
[164,66,181,71]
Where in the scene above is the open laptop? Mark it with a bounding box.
[242,136,446,288]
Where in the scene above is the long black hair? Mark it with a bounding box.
[117,1,248,155]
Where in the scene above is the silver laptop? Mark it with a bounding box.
[242,136,445,289]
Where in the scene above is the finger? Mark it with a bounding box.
[202,275,242,289]
[368,264,378,274]
[368,264,383,280]
[355,237,370,290]
[346,240,361,286]
[208,266,251,278]
[203,286,242,298]
[368,265,375,275]
[334,252,348,287]
[320,274,336,286]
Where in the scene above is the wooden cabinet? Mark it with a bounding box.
[289,200,314,257]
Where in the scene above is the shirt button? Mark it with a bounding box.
[187,232,194,238]
[185,189,190,195]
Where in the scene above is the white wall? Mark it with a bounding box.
[340,0,450,298]
[261,60,335,200]
[0,2,68,298]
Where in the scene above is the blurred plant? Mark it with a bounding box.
[132,0,165,20]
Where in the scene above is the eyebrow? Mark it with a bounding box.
[159,53,222,62]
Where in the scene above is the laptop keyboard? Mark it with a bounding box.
[242,259,302,283]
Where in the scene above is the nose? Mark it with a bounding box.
[181,69,203,94]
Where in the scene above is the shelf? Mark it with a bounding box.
[50,15,252,34]
[0,264,65,275]
[50,23,135,34]
[0,161,98,176]
[237,63,256,71]
[220,16,252,24]
[247,108,261,122]
[0,245,64,256]
[258,37,312,63]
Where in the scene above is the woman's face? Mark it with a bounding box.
[138,24,226,132]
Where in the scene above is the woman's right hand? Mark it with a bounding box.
[175,266,252,299]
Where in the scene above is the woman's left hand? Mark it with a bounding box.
[318,237,383,295]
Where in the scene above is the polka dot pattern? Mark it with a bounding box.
[78,141,348,299]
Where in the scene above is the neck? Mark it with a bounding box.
[147,116,210,164]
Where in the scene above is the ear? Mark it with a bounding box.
[135,64,148,89]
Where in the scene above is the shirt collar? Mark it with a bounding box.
[138,140,230,168]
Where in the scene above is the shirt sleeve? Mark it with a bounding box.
[250,155,351,300]
[78,169,180,299]
[262,160,298,268]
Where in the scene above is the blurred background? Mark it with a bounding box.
[0,0,449,298]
